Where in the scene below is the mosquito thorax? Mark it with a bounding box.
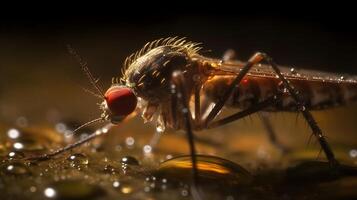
[102,85,137,124]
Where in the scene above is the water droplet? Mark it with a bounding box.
[55,123,66,133]
[7,128,20,139]
[121,186,133,194]
[67,153,89,167]
[181,189,189,196]
[13,142,24,150]
[4,162,30,175]
[30,186,37,192]
[103,164,116,174]
[121,156,139,165]
[44,187,57,198]
[113,181,120,188]
[290,68,297,74]
[45,180,105,199]
[125,137,135,147]
[16,116,28,127]
[14,137,45,152]
[154,155,252,186]
[349,149,357,158]
[7,151,25,159]
[340,76,345,81]
[143,145,152,154]
[166,154,173,160]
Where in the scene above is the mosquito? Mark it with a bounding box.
[28,37,357,187]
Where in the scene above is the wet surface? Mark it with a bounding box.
[0,119,357,200]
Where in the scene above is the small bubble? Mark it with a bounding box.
[101,127,109,133]
[44,187,57,198]
[13,142,24,150]
[144,186,150,192]
[181,189,189,197]
[103,165,116,174]
[4,162,30,175]
[290,68,297,74]
[340,76,345,80]
[125,137,135,147]
[7,151,25,159]
[166,154,173,160]
[30,186,37,192]
[16,116,28,127]
[182,108,188,114]
[121,156,139,165]
[67,153,89,167]
[121,186,132,194]
[55,123,67,133]
[7,128,20,139]
[112,181,120,188]
[143,145,152,154]
[115,145,122,152]
[350,149,357,158]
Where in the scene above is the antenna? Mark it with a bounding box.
[67,45,105,98]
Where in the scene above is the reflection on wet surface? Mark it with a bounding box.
[0,119,357,200]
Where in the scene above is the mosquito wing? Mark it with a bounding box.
[203,57,357,84]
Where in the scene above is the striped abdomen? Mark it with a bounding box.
[202,75,357,111]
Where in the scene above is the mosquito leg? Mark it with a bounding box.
[26,123,113,161]
[208,92,283,129]
[194,78,202,128]
[258,112,290,153]
[171,70,199,187]
[260,53,339,167]
[204,52,264,125]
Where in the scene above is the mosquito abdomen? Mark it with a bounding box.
[202,75,357,111]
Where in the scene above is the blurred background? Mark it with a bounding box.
[1,6,357,163]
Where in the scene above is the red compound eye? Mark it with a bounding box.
[104,86,137,117]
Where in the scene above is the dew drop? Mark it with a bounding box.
[121,156,139,166]
[349,149,357,158]
[113,181,120,188]
[13,142,24,150]
[181,189,189,197]
[125,137,135,147]
[154,155,252,186]
[55,122,67,133]
[103,164,116,174]
[7,151,25,159]
[121,186,133,194]
[16,116,28,127]
[67,153,89,167]
[7,128,20,139]
[30,186,37,192]
[143,145,152,154]
[4,162,30,175]
[290,68,297,74]
[44,187,57,198]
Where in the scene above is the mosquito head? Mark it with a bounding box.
[101,85,137,124]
